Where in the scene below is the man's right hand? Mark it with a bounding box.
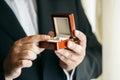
[3,35,50,80]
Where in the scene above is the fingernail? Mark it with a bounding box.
[58,49,62,53]
[45,35,50,40]
[55,49,62,54]
[75,30,80,36]
[68,41,73,48]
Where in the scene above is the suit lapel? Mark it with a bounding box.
[0,0,26,41]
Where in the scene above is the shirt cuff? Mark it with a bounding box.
[63,68,76,80]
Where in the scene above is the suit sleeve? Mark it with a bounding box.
[0,29,6,80]
[0,60,6,80]
[0,29,13,80]
[0,59,5,80]
[71,0,102,80]
[74,20,102,80]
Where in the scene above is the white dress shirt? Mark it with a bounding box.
[5,0,75,80]
[5,0,38,36]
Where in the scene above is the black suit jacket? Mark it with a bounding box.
[0,0,102,80]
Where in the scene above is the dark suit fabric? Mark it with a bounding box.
[0,0,102,80]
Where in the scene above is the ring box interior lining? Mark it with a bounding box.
[39,13,76,50]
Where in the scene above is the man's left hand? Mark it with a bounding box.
[55,30,86,73]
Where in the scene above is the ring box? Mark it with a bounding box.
[39,13,76,50]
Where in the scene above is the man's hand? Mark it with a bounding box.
[55,30,86,73]
[3,35,50,80]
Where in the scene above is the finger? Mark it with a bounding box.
[55,49,80,61]
[59,61,75,71]
[18,50,37,61]
[48,31,55,37]
[55,51,73,65]
[38,48,45,53]
[67,41,82,54]
[10,68,22,79]
[20,43,41,54]
[74,30,86,46]
[16,60,32,68]
[17,35,50,44]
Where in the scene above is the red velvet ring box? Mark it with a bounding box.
[39,13,76,50]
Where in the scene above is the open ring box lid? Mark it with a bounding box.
[39,13,76,50]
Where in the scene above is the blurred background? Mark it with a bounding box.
[81,0,120,80]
